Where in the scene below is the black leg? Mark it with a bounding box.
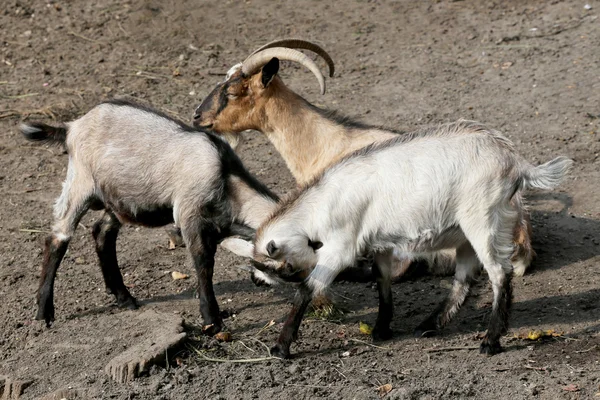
[36,234,69,326]
[480,274,512,355]
[271,283,313,359]
[92,211,137,309]
[372,252,393,341]
[185,226,222,335]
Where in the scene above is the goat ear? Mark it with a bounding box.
[308,239,323,251]
[261,57,279,88]
[266,240,279,257]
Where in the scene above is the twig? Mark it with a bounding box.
[424,346,479,353]
[0,111,18,119]
[0,93,39,99]
[333,367,348,381]
[348,338,390,350]
[245,337,272,354]
[208,71,227,76]
[236,340,256,354]
[19,228,50,234]
[139,273,167,291]
[117,22,129,36]
[329,289,352,301]
[523,365,548,372]
[190,346,279,363]
[68,31,101,43]
[255,320,276,336]
[575,345,598,353]
[286,383,342,389]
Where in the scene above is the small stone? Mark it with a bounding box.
[288,363,301,374]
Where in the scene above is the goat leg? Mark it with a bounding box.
[480,274,512,355]
[36,234,69,326]
[92,211,137,309]
[187,226,222,335]
[271,283,312,359]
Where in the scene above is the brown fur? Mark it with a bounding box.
[195,62,535,277]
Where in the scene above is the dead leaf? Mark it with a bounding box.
[215,332,232,342]
[562,384,580,392]
[359,321,373,335]
[171,271,189,280]
[516,329,562,340]
[501,61,513,69]
[376,383,393,397]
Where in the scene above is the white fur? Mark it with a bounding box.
[256,121,573,295]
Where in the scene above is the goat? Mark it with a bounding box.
[251,120,573,358]
[192,39,535,334]
[20,99,279,333]
[192,39,535,279]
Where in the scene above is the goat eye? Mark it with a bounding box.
[226,93,238,99]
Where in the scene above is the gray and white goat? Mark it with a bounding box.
[21,100,279,333]
[253,120,573,358]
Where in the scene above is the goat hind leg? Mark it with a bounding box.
[413,243,479,338]
[92,211,137,309]
[37,192,92,325]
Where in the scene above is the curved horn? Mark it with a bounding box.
[248,39,334,77]
[241,47,327,95]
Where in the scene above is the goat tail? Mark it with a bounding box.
[20,122,68,145]
[520,156,573,191]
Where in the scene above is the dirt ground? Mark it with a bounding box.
[1,0,599,398]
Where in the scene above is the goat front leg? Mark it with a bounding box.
[92,211,137,309]
[271,283,313,359]
[372,250,394,341]
[184,225,222,335]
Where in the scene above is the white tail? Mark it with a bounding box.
[522,156,573,191]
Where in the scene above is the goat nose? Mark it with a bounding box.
[193,112,201,120]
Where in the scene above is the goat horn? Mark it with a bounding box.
[248,39,335,77]
[241,47,326,95]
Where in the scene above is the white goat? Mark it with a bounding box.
[252,120,573,358]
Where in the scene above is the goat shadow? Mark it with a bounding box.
[525,192,600,272]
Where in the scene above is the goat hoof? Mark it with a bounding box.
[35,307,54,328]
[372,326,393,342]
[117,295,138,310]
[201,321,223,336]
[479,340,503,355]
[270,344,291,359]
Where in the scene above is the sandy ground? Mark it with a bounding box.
[1,0,599,398]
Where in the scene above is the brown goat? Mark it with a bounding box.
[193,39,536,337]
[193,39,534,276]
